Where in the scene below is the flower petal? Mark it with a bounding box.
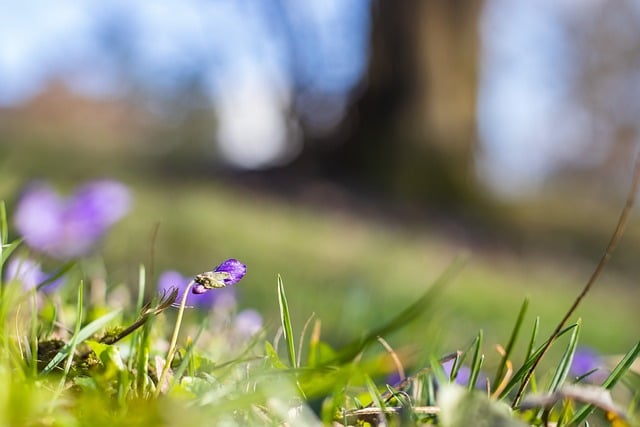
[213,259,247,285]
[14,183,64,254]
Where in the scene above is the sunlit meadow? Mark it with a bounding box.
[0,178,638,426]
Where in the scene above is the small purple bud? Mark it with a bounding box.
[158,270,235,308]
[192,284,208,294]
[213,259,247,286]
[191,259,246,294]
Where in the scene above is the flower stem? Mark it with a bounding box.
[154,280,194,397]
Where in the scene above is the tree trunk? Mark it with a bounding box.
[296,0,486,212]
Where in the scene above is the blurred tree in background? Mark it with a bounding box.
[2,0,640,222]
[288,1,486,212]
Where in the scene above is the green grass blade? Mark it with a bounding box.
[63,281,85,375]
[449,352,463,383]
[494,298,529,386]
[172,318,208,381]
[41,308,122,375]
[547,319,581,393]
[129,264,146,372]
[499,323,578,400]
[277,275,296,368]
[328,256,466,365]
[468,330,484,391]
[35,261,76,291]
[0,239,22,269]
[296,312,315,368]
[136,264,146,313]
[0,201,7,246]
[365,375,386,412]
[29,291,39,377]
[526,316,540,361]
[50,280,86,406]
[570,340,640,425]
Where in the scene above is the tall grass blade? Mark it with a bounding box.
[468,330,484,391]
[499,323,578,400]
[328,256,466,365]
[128,265,146,370]
[0,201,7,246]
[365,375,386,415]
[62,281,85,378]
[0,239,22,267]
[526,316,540,359]
[570,340,640,425]
[547,319,581,393]
[172,318,207,380]
[494,298,529,386]
[277,275,296,368]
[35,261,76,292]
[296,312,315,368]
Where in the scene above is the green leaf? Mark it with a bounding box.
[86,340,110,357]
[265,341,288,370]
[277,275,296,368]
[308,341,337,368]
[41,309,122,375]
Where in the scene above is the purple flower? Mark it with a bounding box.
[4,256,60,292]
[14,180,131,259]
[157,270,236,309]
[192,259,247,294]
[443,360,472,386]
[234,309,263,336]
[570,347,607,382]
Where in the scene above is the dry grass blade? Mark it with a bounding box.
[512,152,640,408]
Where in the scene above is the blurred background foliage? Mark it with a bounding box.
[1,0,639,363]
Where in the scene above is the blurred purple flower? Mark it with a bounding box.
[192,259,247,294]
[570,347,607,382]
[14,180,131,259]
[4,256,60,292]
[234,309,263,336]
[443,359,472,386]
[157,270,236,309]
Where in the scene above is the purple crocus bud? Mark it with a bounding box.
[14,180,131,259]
[158,270,235,308]
[192,283,208,295]
[192,259,246,293]
[4,256,60,292]
[213,258,247,286]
